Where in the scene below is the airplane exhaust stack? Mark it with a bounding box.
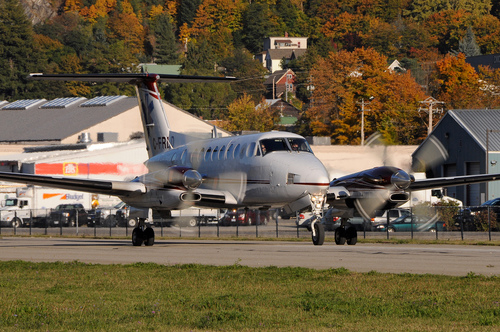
[180,192,201,202]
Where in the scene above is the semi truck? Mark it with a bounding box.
[0,186,119,227]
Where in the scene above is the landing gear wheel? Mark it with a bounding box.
[335,227,347,245]
[144,227,155,246]
[132,227,144,246]
[346,227,357,245]
[188,218,197,227]
[312,222,325,246]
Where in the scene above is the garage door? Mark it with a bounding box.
[466,162,480,206]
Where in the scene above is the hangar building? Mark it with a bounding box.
[413,109,500,206]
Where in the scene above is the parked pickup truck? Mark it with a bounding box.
[48,204,89,227]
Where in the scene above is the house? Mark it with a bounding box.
[264,69,297,100]
[256,98,301,128]
[412,109,500,205]
[256,35,308,73]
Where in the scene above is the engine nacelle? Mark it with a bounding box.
[141,166,203,190]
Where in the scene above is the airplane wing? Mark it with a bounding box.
[409,173,500,191]
[0,172,145,197]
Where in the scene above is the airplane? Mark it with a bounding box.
[0,73,331,246]
[1,72,500,247]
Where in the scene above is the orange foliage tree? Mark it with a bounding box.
[106,0,145,55]
[432,53,481,109]
[307,47,425,144]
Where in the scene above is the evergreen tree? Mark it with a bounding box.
[152,13,178,64]
[458,26,482,57]
[0,0,36,100]
[179,0,202,27]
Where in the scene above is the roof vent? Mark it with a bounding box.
[78,132,92,143]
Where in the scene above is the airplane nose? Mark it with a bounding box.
[298,158,330,193]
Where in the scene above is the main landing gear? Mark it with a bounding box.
[334,218,357,245]
[132,218,155,246]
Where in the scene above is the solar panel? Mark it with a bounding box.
[2,99,46,110]
[40,97,86,109]
[80,95,126,107]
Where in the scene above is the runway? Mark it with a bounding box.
[0,237,499,276]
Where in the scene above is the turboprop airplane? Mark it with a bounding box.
[1,73,500,247]
[0,73,331,246]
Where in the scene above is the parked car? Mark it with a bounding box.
[375,215,447,232]
[219,209,270,226]
[48,204,89,227]
[454,199,500,231]
[89,201,128,227]
[372,208,411,225]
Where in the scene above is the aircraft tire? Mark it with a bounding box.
[144,227,155,246]
[312,223,325,246]
[132,227,144,246]
[346,227,357,245]
[335,227,346,245]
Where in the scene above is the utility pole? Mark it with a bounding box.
[419,97,444,135]
[357,97,373,146]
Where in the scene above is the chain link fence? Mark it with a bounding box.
[1,206,499,241]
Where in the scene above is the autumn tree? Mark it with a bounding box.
[431,53,481,109]
[307,47,425,144]
[106,0,145,55]
[221,94,279,132]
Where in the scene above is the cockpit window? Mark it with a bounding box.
[259,138,290,156]
[287,138,312,153]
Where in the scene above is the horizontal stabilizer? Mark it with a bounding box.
[0,172,145,197]
[28,73,238,84]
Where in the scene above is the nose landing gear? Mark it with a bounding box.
[309,194,326,245]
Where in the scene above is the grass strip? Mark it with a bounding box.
[0,261,499,331]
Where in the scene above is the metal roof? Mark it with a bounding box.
[448,109,500,151]
[0,97,138,143]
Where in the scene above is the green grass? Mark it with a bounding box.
[0,261,499,331]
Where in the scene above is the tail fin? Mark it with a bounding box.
[28,73,236,158]
[135,75,171,157]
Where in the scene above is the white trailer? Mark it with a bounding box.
[0,186,119,227]
[128,207,221,227]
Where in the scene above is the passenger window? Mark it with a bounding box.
[205,148,212,161]
[240,144,247,159]
[219,145,226,160]
[212,146,218,161]
[226,144,234,159]
[234,144,241,158]
[247,142,256,157]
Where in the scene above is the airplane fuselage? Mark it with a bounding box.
[126,131,331,211]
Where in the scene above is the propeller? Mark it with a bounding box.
[350,132,450,221]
